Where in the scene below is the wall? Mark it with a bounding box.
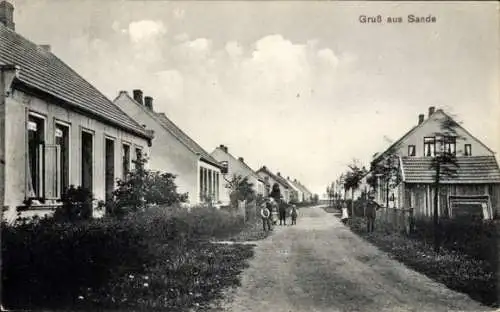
[211,147,261,204]
[114,93,208,205]
[388,110,493,158]
[2,88,149,221]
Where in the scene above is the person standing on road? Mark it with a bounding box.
[341,202,349,225]
[365,195,381,233]
[279,200,287,226]
[260,201,272,231]
[290,204,298,225]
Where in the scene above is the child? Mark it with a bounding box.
[260,202,272,231]
[290,205,298,225]
[341,202,349,225]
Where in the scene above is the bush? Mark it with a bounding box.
[53,185,94,222]
[1,205,248,310]
[412,218,498,262]
[112,155,188,216]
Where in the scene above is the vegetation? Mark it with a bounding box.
[344,215,497,307]
[2,156,262,311]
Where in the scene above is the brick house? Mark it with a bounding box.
[0,1,153,221]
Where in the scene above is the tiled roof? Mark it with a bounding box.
[257,167,290,189]
[0,24,151,139]
[214,147,260,180]
[155,112,221,167]
[401,156,500,184]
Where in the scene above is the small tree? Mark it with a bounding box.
[370,149,401,208]
[344,161,367,217]
[270,183,281,203]
[225,174,256,208]
[112,154,187,216]
[430,112,461,252]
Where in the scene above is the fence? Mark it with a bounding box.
[375,207,414,235]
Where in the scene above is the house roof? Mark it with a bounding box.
[0,24,152,140]
[213,147,261,180]
[257,167,291,189]
[372,109,494,165]
[401,156,500,184]
[115,92,221,168]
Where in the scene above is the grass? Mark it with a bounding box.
[2,206,268,311]
[343,216,497,307]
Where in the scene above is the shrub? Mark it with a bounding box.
[412,217,498,262]
[1,205,248,310]
[53,185,94,222]
[112,154,188,216]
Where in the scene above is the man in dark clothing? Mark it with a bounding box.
[365,195,381,233]
[279,201,287,225]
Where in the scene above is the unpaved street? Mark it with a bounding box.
[219,206,491,312]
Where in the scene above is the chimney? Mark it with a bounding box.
[38,44,51,52]
[0,1,15,30]
[238,157,244,162]
[144,96,153,110]
[428,106,435,117]
[418,114,424,125]
[133,89,143,105]
[277,172,281,177]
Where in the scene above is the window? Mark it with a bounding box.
[423,137,436,157]
[55,123,69,197]
[122,144,130,179]
[27,114,45,198]
[105,138,115,202]
[215,172,219,201]
[134,147,142,170]
[464,144,472,156]
[443,136,456,155]
[408,145,416,157]
[81,130,93,193]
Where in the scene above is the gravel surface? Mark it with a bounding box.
[215,206,493,312]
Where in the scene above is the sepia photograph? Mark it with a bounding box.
[0,0,499,311]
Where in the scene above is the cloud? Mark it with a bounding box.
[128,20,167,43]
[173,8,186,20]
[317,48,339,68]
[225,41,243,59]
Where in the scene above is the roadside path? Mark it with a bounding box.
[218,206,491,312]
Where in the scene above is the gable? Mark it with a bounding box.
[374,110,494,162]
[114,92,221,168]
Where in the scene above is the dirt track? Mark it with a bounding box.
[218,206,492,312]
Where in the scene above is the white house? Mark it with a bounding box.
[211,144,266,204]
[0,3,153,222]
[113,90,223,206]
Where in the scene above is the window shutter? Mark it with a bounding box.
[44,144,61,199]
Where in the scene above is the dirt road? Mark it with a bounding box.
[218,206,492,312]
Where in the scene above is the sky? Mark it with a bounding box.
[10,0,499,196]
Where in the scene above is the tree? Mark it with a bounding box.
[343,161,368,217]
[225,174,256,208]
[370,147,401,209]
[113,154,188,216]
[430,112,461,252]
[270,183,281,203]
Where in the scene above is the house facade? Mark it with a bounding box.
[370,106,500,219]
[113,90,222,206]
[256,166,291,203]
[286,177,304,203]
[0,5,153,222]
[297,181,313,202]
[211,144,266,204]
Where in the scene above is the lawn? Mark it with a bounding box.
[2,206,267,311]
[343,216,498,307]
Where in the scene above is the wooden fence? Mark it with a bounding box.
[375,207,415,235]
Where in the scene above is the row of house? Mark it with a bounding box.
[355,106,500,220]
[0,1,313,221]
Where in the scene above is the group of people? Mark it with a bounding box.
[340,194,381,233]
[260,197,298,231]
